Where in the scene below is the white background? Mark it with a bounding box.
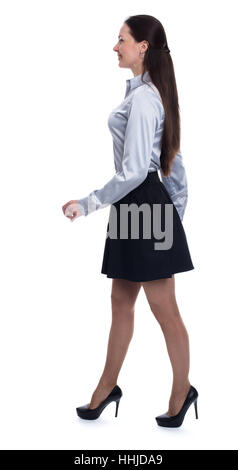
[0,0,238,450]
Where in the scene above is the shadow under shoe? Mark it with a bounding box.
[76,385,123,420]
[155,385,199,428]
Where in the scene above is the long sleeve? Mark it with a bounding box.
[77,92,159,216]
[160,149,188,222]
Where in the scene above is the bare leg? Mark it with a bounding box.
[142,275,191,416]
[89,278,141,409]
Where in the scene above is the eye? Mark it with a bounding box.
[119,39,123,42]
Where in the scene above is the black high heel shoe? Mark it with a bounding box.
[76,385,123,420]
[155,385,199,428]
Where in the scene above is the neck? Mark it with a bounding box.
[131,65,144,77]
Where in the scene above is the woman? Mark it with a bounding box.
[62,15,198,428]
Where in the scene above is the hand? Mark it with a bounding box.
[62,200,83,222]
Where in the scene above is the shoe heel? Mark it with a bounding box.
[115,399,120,417]
[194,399,198,419]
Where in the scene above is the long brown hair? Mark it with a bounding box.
[125,14,180,177]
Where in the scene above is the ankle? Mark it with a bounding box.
[97,379,117,390]
[171,381,191,397]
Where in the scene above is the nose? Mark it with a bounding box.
[113,42,119,52]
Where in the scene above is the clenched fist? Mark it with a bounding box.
[62,200,83,222]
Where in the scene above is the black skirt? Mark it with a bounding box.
[101,170,194,282]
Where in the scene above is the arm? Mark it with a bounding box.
[77,92,159,216]
[160,149,188,222]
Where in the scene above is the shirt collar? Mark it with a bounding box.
[125,70,151,98]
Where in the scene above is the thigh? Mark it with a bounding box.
[111,278,142,311]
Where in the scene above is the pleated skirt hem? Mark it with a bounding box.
[101,265,194,283]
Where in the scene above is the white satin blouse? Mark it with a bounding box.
[77,70,188,221]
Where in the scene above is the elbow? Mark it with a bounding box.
[122,171,146,193]
[132,168,148,186]
[116,167,149,196]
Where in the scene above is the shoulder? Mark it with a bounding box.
[129,84,164,120]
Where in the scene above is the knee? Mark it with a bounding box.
[149,295,180,326]
[111,293,135,317]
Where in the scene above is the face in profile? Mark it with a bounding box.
[113,23,148,70]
